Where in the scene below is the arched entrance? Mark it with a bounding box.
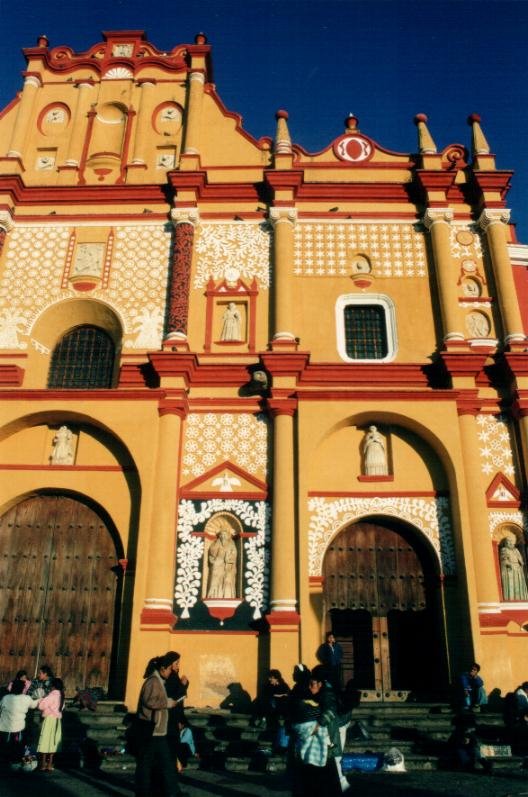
[322,519,448,700]
[0,494,123,696]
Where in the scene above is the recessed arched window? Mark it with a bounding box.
[48,325,115,388]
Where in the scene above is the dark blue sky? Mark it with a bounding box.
[2,0,528,238]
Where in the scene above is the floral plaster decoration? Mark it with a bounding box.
[183,413,269,478]
[174,499,270,619]
[194,223,271,288]
[293,222,427,278]
[476,414,516,477]
[307,495,455,576]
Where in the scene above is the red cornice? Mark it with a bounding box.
[0,175,168,207]
[0,464,134,472]
[439,352,489,379]
[0,388,162,400]
[0,365,24,386]
[472,171,513,203]
[299,362,431,387]
[295,389,457,401]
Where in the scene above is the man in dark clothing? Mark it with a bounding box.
[316,632,344,692]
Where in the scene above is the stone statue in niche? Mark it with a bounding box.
[206,524,238,599]
[363,425,388,476]
[220,302,242,341]
[500,534,528,601]
[50,425,75,465]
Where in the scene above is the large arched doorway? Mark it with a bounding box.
[0,494,123,696]
[322,518,448,700]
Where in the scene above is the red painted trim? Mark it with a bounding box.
[0,388,163,400]
[0,464,134,472]
[485,473,521,507]
[267,611,301,626]
[0,174,168,206]
[0,365,24,386]
[296,389,458,401]
[186,399,263,412]
[0,96,20,121]
[118,108,136,183]
[479,608,528,628]
[357,475,394,483]
[169,629,259,635]
[78,109,96,185]
[307,490,448,498]
[182,491,266,500]
[140,608,177,626]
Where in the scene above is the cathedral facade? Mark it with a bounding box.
[1,30,528,707]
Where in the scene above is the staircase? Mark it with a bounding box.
[30,701,526,775]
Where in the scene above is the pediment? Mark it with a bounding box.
[180,460,267,499]
[486,473,520,508]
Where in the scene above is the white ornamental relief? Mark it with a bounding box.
[293,222,427,278]
[489,510,528,537]
[307,495,455,576]
[183,413,269,478]
[450,225,483,260]
[110,225,171,348]
[0,226,71,336]
[0,308,28,349]
[194,223,271,288]
[489,510,527,536]
[476,414,515,477]
[130,307,164,349]
[174,499,270,619]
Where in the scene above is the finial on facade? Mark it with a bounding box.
[194,32,208,45]
[275,109,292,155]
[37,34,49,48]
[467,113,490,156]
[414,113,437,154]
[345,114,359,132]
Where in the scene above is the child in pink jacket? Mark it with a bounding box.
[37,677,64,772]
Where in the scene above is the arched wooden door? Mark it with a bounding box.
[0,494,121,696]
[323,520,447,700]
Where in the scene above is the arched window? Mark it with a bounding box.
[48,325,115,388]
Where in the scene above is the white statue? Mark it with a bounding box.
[50,425,75,465]
[220,303,242,341]
[500,534,528,601]
[206,526,238,599]
[363,425,388,476]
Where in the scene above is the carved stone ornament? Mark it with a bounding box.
[170,207,200,227]
[477,209,512,231]
[423,208,454,230]
[112,43,134,57]
[72,243,105,278]
[50,425,75,465]
[0,211,14,234]
[269,207,298,227]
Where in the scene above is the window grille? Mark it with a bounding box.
[344,304,388,360]
[48,325,115,388]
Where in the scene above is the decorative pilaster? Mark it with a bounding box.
[141,394,188,625]
[164,208,200,345]
[269,207,297,344]
[7,74,41,159]
[423,209,465,347]
[267,394,300,671]
[457,403,502,622]
[63,81,95,167]
[478,209,525,347]
[131,80,156,165]
[183,71,205,156]
[0,211,14,257]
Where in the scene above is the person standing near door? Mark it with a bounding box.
[316,632,344,693]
